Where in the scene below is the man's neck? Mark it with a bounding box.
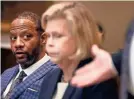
[19,54,50,76]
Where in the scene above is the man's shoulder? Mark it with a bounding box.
[112,49,122,57]
[111,49,122,64]
[34,60,58,77]
[111,49,123,75]
[1,65,19,76]
[41,60,58,68]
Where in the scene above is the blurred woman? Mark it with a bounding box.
[39,2,118,99]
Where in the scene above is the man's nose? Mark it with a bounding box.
[15,37,24,48]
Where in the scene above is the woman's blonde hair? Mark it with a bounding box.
[41,2,100,60]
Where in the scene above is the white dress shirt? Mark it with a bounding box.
[53,82,68,99]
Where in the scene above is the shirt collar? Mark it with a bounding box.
[19,54,50,76]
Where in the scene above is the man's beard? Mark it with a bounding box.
[20,52,37,69]
[14,48,40,69]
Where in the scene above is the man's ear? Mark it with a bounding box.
[40,32,47,45]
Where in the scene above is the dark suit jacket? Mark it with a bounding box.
[1,60,57,99]
[120,20,134,99]
[111,20,134,99]
[39,58,118,99]
[111,50,134,99]
[112,50,122,76]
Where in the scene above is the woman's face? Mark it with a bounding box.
[45,18,77,64]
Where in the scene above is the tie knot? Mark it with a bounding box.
[17,71,27,81]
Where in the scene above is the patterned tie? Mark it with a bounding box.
[4,71,27,99]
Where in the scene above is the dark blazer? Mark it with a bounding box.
[39,58,118,99]
[112,50,122,75]
[1,60,57,99]
[111,20,134,99]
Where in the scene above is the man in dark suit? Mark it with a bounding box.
[1,11,57,99]
[120,20,134,99]
[71,20,134,99]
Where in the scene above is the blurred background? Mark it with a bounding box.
[1,1,134,73]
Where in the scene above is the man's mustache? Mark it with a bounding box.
[13,50,27,55]
[13,51,34,59]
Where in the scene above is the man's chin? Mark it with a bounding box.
[16,58,27,64]
[17,57,35,68]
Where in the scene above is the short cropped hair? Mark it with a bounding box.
[41,2,100,60]
[16,11,44,35]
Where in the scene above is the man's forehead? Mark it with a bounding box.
[10,18,36,31]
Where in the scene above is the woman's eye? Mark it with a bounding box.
[54,34,63,38]
[56,34,62,38]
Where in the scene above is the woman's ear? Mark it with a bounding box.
[40,32,47,45]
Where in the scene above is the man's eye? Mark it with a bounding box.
[24,34,32,39]
[10,36,17,41]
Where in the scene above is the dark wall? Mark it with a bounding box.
[2,1,53,21]
[1,49,16,73]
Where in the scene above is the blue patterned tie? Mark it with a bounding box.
[4,71,27,99]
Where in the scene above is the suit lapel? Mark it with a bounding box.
[40,58,92,99]
[11,60,56,99]
[39,68,61,99]
[39,68,82,99]
[1,66,19,95]
[63,83,77,99]
[63,58,92,99]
